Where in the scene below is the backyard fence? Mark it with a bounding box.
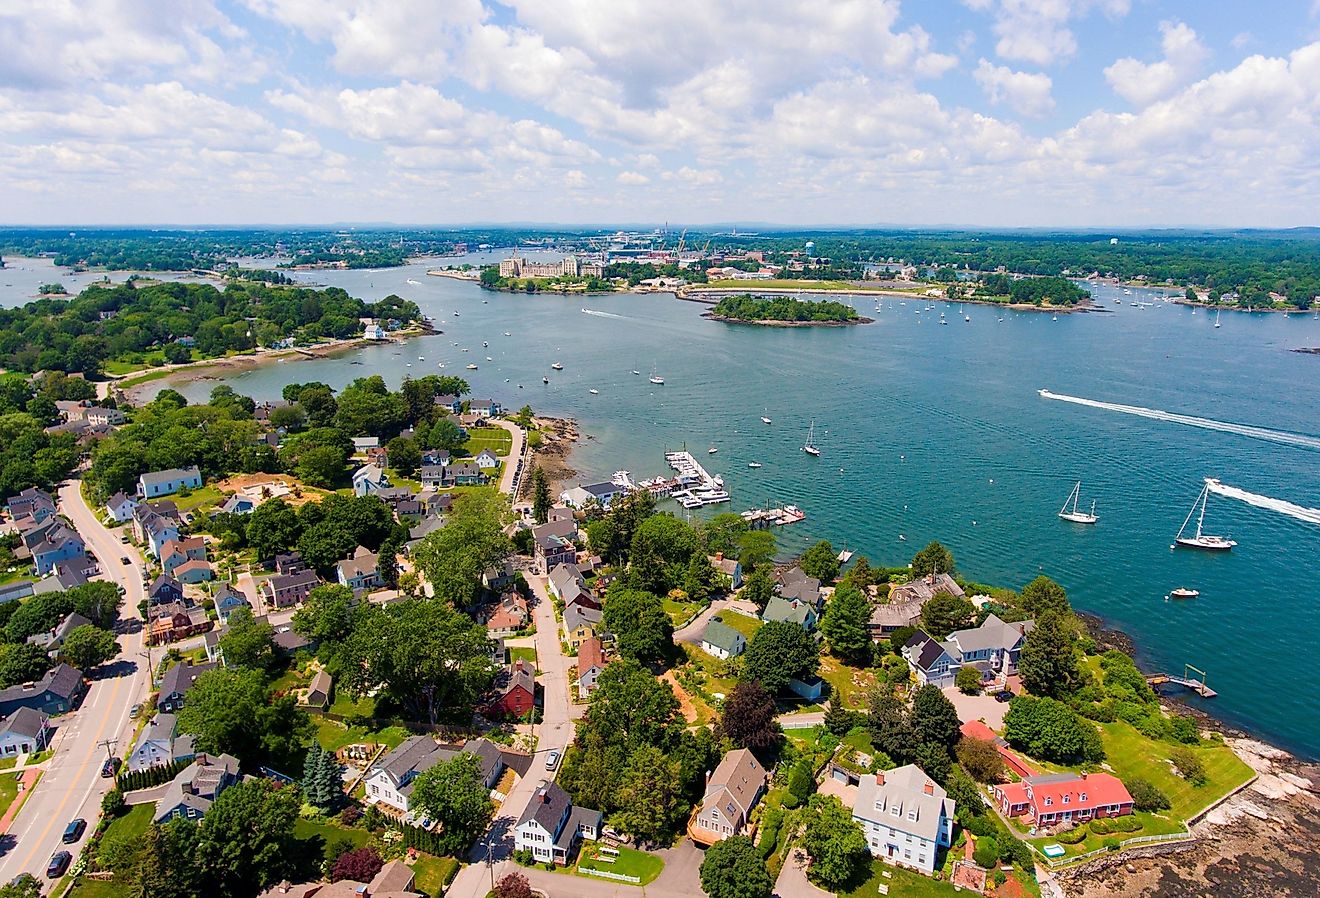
[579,868,642,884]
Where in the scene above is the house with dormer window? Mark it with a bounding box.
[851,764,955,875]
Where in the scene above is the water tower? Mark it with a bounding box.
[805,240,816,257]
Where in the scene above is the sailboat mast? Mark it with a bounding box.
[1177,488,1201,540]
[1196,483,1208,538]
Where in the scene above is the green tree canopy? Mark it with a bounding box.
[409,751,494,855]
[217,607,276,671]
[742,621,819,694]
[699,835,773,898]
[800,794,868,890]
[413,491,512,608]
[820,582,871,664]
[57,624,119,671]
[799,540,840,583]
[919,591,976,640]
[716,680,780,754]
[1020,574,1071,617]
[1003,695,1105,765]
[910,540,955,577]
[194,778,302,897]
[602,587,675,666]
[1017,611,1082,698]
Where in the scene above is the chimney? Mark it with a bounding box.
[923,781,935,796]
[875,772,885,786]
[1080,772,1087,780]
[714,552,724,562]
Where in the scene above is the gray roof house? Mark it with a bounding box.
[762,596,818,630]
[700,618,747,659]
[138,466,203,500]
[0,663,85,717]
[514,780,601,865]
[26,611,92,653]
[127,712,195,773]
[852,764,956,875]
[153,752,240,823]
[0,707,51,755]
[158,661,218,713]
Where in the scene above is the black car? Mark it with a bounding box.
[62,818,86,844]
[101,757,120,778]
[46,850,71,878]
[120,556,132,564]
[995,690,1014,703]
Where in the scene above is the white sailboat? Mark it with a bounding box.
[1058,481,1098,524]
[1174,480,1236,551]
[1214,310,1221,329]
[803,420,821,456]
[761,408,772,425]
[649,363,665,385]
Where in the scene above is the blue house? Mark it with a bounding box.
[31,524,86,576]
[352,464,389,497]
[433,394,463,415]
[902,631,961,689]
[138,466,202,499]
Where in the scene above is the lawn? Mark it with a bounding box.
[294,817,371,855]
[576,844,664,885]
[103,803,155,844]
[329,689,377,718]
[68,880,122,898]
[509,646,537,669]
[662,596,702,627]
[818,655,879,710]
[1022,811,1186,858]
[172,484,226,513]
[716,609,762,640]
[0,772,19,819]
[313,718,411,753]
[462,429,513,457]
[1096,721,1255,820]
[842,860,967,898]
[411,853,461,896]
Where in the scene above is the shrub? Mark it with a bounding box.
[1104,837,1122,851]
[101,788,125,817]
[1126,777,1171,812]
[1111,815,1142,833]
[1169,747,1207,785]
[1167,714,1200,745]
[973,837,999,868]
[758,808,784,860]
[1088,819,1112,835]
[493,871,534,898]
[331,847,383,883]
[1055,826,1087,844]
[512,848,535,866]
[955,666,982,694]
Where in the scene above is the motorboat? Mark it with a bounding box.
[748,462,762,469]
[551,362,564,370]
[1168,587,1200,600]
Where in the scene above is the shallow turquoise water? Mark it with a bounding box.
[118,259,1320,758]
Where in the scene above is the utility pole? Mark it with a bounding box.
[139,648,154,686]
[97,739,117,763]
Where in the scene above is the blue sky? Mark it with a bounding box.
[2,0,1319,227]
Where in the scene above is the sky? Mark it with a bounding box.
[2,0,1320,228]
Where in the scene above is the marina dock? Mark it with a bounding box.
[664,450,730,508]
[741,505,807,528]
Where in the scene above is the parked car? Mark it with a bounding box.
[130,703,143,718]
[62,819,86,844]
[120,556,131,565]
[545,749,561,770]
[101,757,120,778]
[46,851,71,878]
[995,690,1014,703]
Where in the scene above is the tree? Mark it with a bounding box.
[842,555,878,590]
[216,607,275,671]
[700,513,749,559]
[58,624,118,670]
[682,553,721,605]
[1003,696,1105,765]
[385,436,420,476]
[820,582,870,664]
[162,342,191,365]
[919,591,976,640]
[1169,747,1207,785]
[292,584,358,644]
[296,521,357,573]
[530,467,551,524]
[425,417,465,452]
[410,751,494,855]
[0,642,52,689]
[331,847,383,883]
[5,591,73,642]
[177,668,311,766]
[787,758,817,805]
[582,659,682,752]
[302,741,344,811]
[629,514,698,592]
[0,875,41,898]
[296,444,349,488]
[1125,777,1171,811]
[800,794,868,890]
[413,491,512,608]
[67,581,125,629]
[799,540,840,583]
[602,588,674,666]
[613,744,684,843]
[493,871,535,898]
[194,778,301,897]
[716,680,780,753]
[267,404,306,432]
[741,621,819,694]
[245,499,303,559]
[1020,575,1070,617]
[910,541,955,577]
[868,690,913,763]
[973,836,999,868]
[1017,611,1082,698]
[740,567,773,611]
[699,835,773,898]
[910,683,962,751]
[737,530,776,571]
[956,736,1007,783]
[955,666,982,694]
[824,702,862,737]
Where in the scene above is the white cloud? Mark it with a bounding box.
[973,59,1055,116]
[965,0,1131,66]
[1105,21,1210,106]
[616,171,650,185]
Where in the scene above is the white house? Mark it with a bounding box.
[352,464,389,497]
[366,736,506,818]
[105,491,139,523]
[127,712,195,773]
[514,781,601,865]
[0,707,50,756]
[700,618,746,660]
[474,449,500,470]
[138,466,203,499]
[337,547,383,592]
[852,765,956,876]
[364,323,387,340]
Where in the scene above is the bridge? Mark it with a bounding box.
[1146,664,1217,698]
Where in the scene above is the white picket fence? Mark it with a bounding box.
[579,867,642,884]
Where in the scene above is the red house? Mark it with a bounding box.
[994,772,1134,827]
[484,660,536,718]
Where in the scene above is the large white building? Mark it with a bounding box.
[498,256,604,279]
[852,765,956,875]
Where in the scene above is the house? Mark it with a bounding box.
[105,491,139,523]
[352,437,380,454]
[891,572,964,606]
[534,533,576,576]
[218,493,257,515]
[777,567,822,607]
[789,675,826,702]
[0,663,85,716]
[26,611,93,655]
[485,660,536,718]
[0,708,51,756]
[481,593,529,638]
[138,466,203,499]
[709,553,742,589]
[762,596,818,630]
[30,524,85,576]
[157,661,217,713]
[474,448,500,470]
[274,551,306,576]
[83,406,126,426]
[143,516,181,559]
[147,601,211,645]
[433,394,462,415]
[548,563,588,605]
[901,631,961,689]
[127,712,195,773]
[352,464,389,497]
[447,461,484,485]
[576,637,606,696]
[336,546,382,592]
[482,559,516,591]
[868,601,924,641]
[365,736,506,817]
[262,570,322,609]
[419,465,448,489]
[469,399,502,418]
[147,575,185,607]
[153,752,240,823]
[366,446,389,468]
[514,780,601,865]
[305,670,332,711]
[689,748,768,844]
[160,536,208,578]
[213,584,252,624]
[700,618,746,660]
[994,772,1134,828]
[561,602,601,651]
[421,448,451,467]
[29,564,86,596]
[258,860,424,898]
[6,487,56,522]
[944,614,1034,683]
[558,481,619,509]
[852,765,956,875]
[364,322,387,340]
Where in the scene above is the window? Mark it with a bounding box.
[907,811,916,821]
[903,850,911,860]
[1063,794,1070,804]
[1044,797,1053,806]
[1080,792,1088,802]
[919,855,927,865]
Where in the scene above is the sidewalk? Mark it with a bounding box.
[0,769,43,833]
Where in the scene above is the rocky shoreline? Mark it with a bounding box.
[700,312,873,327]
[521,415,581,498]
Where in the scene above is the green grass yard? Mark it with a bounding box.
[102,803,155,844]
[1022,811,1186,858]
[411,853,461,895]
[842,860,974,898]
[818,656,879,710]
[461,429,513,457]
[576,844,664,885]
[313,718,411,753]
[662,596,703,627]
[509,646,537,669]
[716,609,763,640]
[293,817,371,857]
[172,484,226,513]
[0,772,20,819]
[1096,721,1255,820]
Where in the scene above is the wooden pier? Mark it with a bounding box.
[1146,664,1217,698]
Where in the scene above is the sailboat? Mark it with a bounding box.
[761,408,772,425]
[1174,480,1236,551]
[1214,310,1221,329]
[649,363,665,385]
[1058,481,1098,524]
[803,420,821,456]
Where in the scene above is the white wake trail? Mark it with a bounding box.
[581,308,626,320]
[1038,390,1320,451]
[1205,480,1320,526]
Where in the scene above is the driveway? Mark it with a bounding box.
[673,596,760,645]
[773,847,834,898]
[943,686,1010,731]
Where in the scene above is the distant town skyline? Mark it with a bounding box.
[3,0,1320,228]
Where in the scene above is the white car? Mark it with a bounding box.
[545,750,561,770]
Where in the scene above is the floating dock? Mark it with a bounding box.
[741,505,806,528]
[664,451,730,508]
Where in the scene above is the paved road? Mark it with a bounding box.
[672,596,760,645]
[489,418,527,497]
[0,481,151,882]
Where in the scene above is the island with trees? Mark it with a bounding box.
[703,294,870,326]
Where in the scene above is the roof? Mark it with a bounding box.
[703,748,766,826]
[577,637,605,676]
[701,618,744,654]
[308,669,332,698]
[268,570,321,591]
[854,764,955,841]
[904,631,955,673]
[148,574,183,597]
[891,572,965,604]
[548,563,585,598]
[107,491,136,508]
[581,481,617,498]
[375,735,447,787]
[709,555,740,576]
[947,614,1034,655]
[352,463,385,483]
[140,466,200,489]
[1022,772,1132,810]
[562,601,601,633]
[497,661,536,698]
[337,550,379,581]
[518,780,571,833]
[160,661,217,699]
[762,596,814,627]
[135,712,178,749]
[869,600,922,629]
[0,706,49,740]
[532,519,576,541]
[369,860,418,894]
[173,559,212,578]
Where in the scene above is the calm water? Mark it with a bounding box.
[6,257,1320,757]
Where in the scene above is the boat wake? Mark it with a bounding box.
[1038,390,1320,451]
[1206,480,1320,526]
[581,308,626,320]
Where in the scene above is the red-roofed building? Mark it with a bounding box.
[993,772,1133,827]
[959,720,1036,780]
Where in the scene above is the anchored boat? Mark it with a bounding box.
[1058,481,1098,524]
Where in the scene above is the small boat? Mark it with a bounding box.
[748,461,762,469]
[707,446,718,454]
[486,356,493,361]
[482,341,488,347]
[504,332,512,336]
[803,419,821,456]
[632,370,640,376]
[761,416,772,425]
[542,376,549,384]
[589,389,599,395]
[1058,481,1098,524]
[940,318,948,325]
[649,363,664,385]
[551,362,564,370]
[466,363,478,370]
[898,534,906,541]
[1168,587,1200,600]
[1214,310,1221,329]
[1174,480,1236,551]
[1052,314,1058,321]
[405,363,412,367]
[453,311,460,316]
